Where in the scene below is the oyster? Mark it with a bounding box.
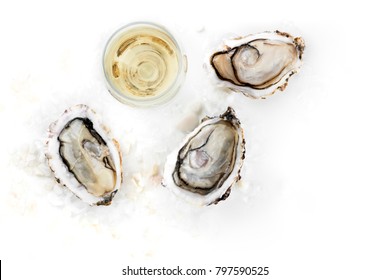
[163,107,245,206]
[45,105,122,206]
[210,30,305,98]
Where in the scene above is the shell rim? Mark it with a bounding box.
[45,104,122,206]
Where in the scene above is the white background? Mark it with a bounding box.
[0,0,389,279]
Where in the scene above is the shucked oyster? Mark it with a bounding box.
[163,107,245,206]
[45,105,122,206]
[210,30,305,99]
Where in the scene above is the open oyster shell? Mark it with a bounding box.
[163,107,245,206]
[210,30,305,99]
[45,105,122,206]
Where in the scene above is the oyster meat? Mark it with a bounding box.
[163,107,245,206]
[45,105,122,206]
[210,30,305,98]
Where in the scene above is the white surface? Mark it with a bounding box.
[0,0,389,279]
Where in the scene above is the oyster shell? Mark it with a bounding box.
[210,30,305,98]
[163,107,245,206]
[45,105,122,206]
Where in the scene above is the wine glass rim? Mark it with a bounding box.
[102,21,186,107]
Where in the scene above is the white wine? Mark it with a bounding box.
[103,23,185,106]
